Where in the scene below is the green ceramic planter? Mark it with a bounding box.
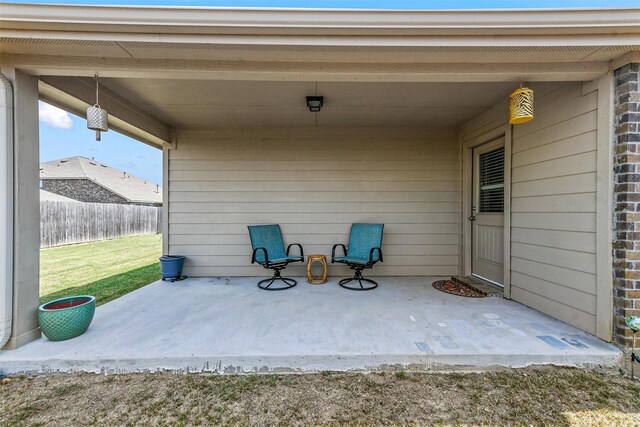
[38,296,96,341]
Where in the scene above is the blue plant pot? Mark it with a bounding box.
[159,255,185,279]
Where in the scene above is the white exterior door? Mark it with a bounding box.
[471,137,505,286]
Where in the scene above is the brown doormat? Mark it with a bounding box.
[432,277,487,298]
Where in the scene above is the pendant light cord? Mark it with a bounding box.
[95,73,99,106]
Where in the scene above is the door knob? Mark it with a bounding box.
[469,215,476,221]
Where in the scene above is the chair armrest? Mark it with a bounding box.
[331,244,347,263]
[251,247,269,266]
[369,247,383,264]
[286,243,304,259]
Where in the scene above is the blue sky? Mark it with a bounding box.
[39,102,162,185]
[11,0,640,8]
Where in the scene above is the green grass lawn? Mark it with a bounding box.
[40,234,163,306]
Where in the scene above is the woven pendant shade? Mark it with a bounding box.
[87,105,107,131]
[509,87,534,124]
[86,74,108,141]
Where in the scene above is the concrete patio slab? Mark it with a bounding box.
[0,277,621,374]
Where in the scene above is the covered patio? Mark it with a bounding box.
[0,277,620,374]
[2,4,640,367]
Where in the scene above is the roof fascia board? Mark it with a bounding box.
[1,4,640,35]
[2,29,640,47]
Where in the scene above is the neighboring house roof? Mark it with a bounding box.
[39,189,77,202]
[40,157,162,205]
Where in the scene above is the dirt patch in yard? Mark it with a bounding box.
[2,367,640,426]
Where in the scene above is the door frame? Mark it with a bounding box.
[461,124,512,298]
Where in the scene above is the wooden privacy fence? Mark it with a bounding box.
[41,200,162,248]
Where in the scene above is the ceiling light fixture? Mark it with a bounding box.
[306,96,324,112]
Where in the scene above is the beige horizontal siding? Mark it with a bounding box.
[510,82,598,334]
[511,243,596,274]
[170,233,459,246]
[511,131,596,168]
[170,181,460,192]
[510,257,597,293]
[511,213,595,232]
[170,159,459,171]
[170,202,460,214]
[170,212,459,224]
[511,287,597,334]
[169,191,460,203]
[169,223,460,235]
[511,272,596,314]
[170,149,458,161]
[170,170,459,182]
[169,244,460,256]
[511,193,596,213]
[168,127,460,277]
[510,228,596,253]
[185,266,456,277]
[182,255,458,267]
[511,172,596,197]
[511,151,596,183]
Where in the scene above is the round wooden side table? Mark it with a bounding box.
[307,254,328,284]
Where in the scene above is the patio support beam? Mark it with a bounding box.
[0,72,13,349]
[3,54,610,83]
[162,142,170,256]
[0,68,41,350]
[38,76,171,148]
[596,72,614,342]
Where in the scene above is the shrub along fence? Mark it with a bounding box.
[41,200,162,248]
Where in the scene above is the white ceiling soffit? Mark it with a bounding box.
[95,78,518,128]
[1,37,637,64]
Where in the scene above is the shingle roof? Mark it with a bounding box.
[39,189,77,202]
[40,156,162,205]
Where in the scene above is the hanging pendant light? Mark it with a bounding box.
[509,82,534,125]
[86,73,108,141]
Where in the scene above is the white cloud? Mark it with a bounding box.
[39,101,73,129]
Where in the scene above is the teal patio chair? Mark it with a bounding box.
[248,224,304,290]
[331,223,384,291]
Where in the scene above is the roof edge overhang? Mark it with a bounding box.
[2,3,640,37]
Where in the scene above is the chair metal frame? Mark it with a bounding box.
[331,223,384,291]
[248,225,304,291]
